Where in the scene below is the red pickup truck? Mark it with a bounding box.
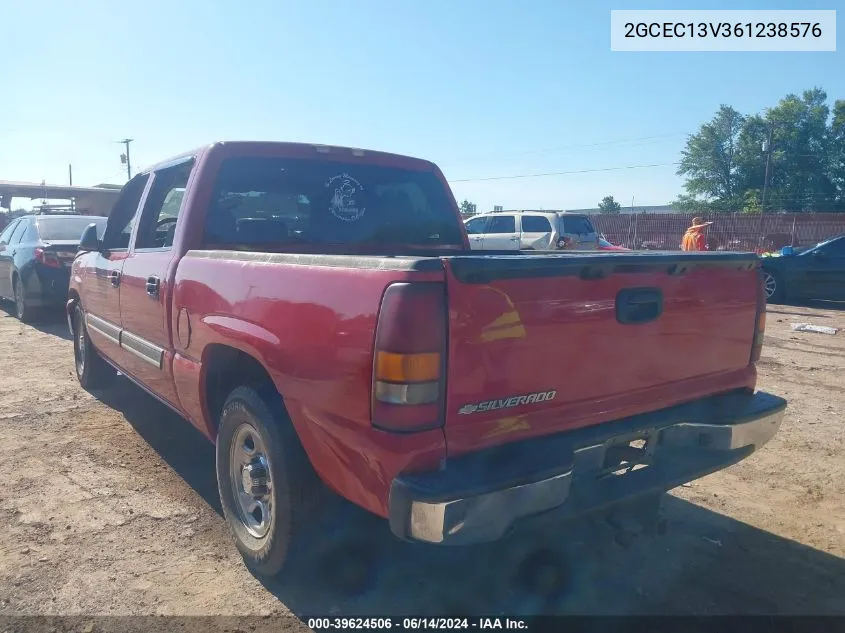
[68,141,785,578]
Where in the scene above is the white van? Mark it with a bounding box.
[464,211,599,251]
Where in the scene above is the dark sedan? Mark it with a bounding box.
[760,234,845,303]
[0,214,107,321]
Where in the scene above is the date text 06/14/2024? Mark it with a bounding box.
[307,618,528,631]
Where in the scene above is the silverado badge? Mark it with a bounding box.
[458,390,557,415]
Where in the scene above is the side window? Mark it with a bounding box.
[464,217,489,235]
[563,217,595,235]
[486,215,516,234]
[521,215,552,233]
[101,175,150,250]
[0,220,19,244]
[9,220,28,245]
[22,222,39,243]
[134,160,194,250]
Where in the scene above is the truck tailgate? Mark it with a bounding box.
[441,252,761,457]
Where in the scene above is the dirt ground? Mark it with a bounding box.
[0,300,843,624]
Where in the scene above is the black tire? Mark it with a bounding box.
[216,385,324,578]
[762,268,785,303]
[73,305,115,390]
[13,276,40,323]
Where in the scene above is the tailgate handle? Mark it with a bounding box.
[616,287,663,325]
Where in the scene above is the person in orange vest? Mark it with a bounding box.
[681,217,713,251]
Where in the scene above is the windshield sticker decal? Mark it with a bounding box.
[326,173,366,222]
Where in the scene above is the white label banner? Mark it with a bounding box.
[611,10,836,52]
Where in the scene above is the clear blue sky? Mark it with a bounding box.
[1,0,842,211]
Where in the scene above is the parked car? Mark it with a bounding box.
[598,237,630,251]
[0,214,107,321]
[68,141,784,579]
[760,234,845,303]
[464,211,599,250]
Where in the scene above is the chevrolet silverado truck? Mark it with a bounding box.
[67,141,785,578]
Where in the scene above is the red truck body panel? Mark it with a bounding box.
[170,252,447,516]
[440,259,759,456]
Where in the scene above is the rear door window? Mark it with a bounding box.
[134,161,194,250]
[562,216,595,235]
[203,157,464,249]
[9,220,28,245]
[0,220,19,244]
[464,216,489,235]
[521,215,552,233]
[486,215,516,234]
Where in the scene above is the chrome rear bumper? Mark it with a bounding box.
[389,391,786,545]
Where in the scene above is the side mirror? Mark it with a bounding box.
[78,223,101,253]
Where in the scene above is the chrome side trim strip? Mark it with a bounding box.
[86,314,120,346]
[84,313,163,370]
[121,330,164,369]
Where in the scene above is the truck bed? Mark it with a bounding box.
[177,248,760,459]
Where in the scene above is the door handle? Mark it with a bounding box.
[616,287,663,325]
[146,276,160,298]
[108,270,121,287]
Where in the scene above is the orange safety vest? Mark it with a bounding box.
[681,229,707,251]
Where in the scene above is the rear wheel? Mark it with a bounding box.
[73,305,115,390]
[13,277,39,323]
[216,386,324,578]
[762,269,784,303]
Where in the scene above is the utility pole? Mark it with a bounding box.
[118,138,134,180]
[759,123,774,251]
[69,164,75,213]
[761,124,774,210]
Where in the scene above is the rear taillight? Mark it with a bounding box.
[372,282,447,432]
[750,268,766,364]
[34,247,61,268]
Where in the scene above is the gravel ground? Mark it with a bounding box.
[0,301,843,625]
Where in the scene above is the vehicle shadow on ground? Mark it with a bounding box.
[0,305,73,341]
[31,312,73,341]
[92,377,222,515]
[94,380,845,617]
[767,300,845,317]
[265,496,845,616]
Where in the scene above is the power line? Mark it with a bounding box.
[449,162,680,183]
[453,133,687,162]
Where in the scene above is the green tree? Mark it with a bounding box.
[677,105,745,211]
[757,89,836,212]
[678,90,845,213]
[742,189,762,215]
[828,99,845,208]
[672,194,713,213]
[598,195,621,213]
[458,199,477,217]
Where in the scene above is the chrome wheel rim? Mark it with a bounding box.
[229,423,273,540]
[75,317,86,375]
[763,272,777,299]
[14,281,23,319]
